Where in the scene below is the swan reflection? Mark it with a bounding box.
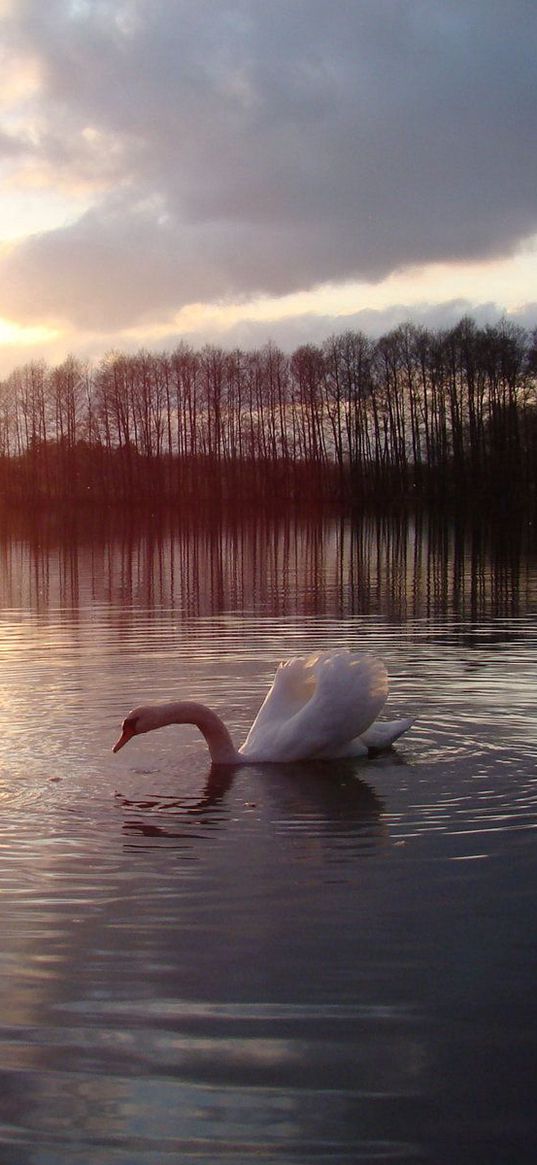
[118,758,393,856]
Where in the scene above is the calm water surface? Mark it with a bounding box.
[0,512,536,1164]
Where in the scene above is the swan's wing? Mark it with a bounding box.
[240,654,317,755]
[240,650,389,761]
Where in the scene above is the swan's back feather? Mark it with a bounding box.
[240,650,389,762]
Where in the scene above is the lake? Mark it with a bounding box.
[0,508,536,1164]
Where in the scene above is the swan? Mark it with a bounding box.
[113,649,414,765]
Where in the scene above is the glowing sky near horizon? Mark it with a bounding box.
[0,0,536,375]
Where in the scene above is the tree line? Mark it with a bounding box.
[0,315,535,509]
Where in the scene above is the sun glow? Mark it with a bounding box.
[0,318,59,347]
[0,51,42,111]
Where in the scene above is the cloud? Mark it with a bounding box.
[0,294,533,378]
[120,297,524,356]
[1,0,537,330]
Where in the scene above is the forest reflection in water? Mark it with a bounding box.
[0,504,535,620]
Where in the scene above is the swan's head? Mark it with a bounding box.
[113,707,146,752]
[113,705,169,752]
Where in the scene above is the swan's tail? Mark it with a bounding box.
[360,716,415,751]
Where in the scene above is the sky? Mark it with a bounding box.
[1,0,536,375]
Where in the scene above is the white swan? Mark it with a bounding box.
[113,650,414,765]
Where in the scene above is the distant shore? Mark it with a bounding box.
[0,315,535,512]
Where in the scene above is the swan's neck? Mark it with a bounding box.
[150,701,241,765]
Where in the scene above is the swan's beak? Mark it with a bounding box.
[113,724,134,753]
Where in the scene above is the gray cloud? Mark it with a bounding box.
[2,0,537,329]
